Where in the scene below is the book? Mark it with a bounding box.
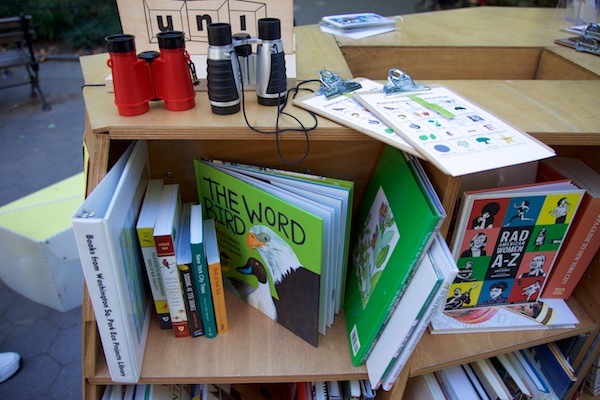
[500,352,548,399]
[490,355,534,399]
[536,157,600,299]
[404,375,437,400]
[319,13,397,39]
[435,365,483,400]
[379,233,459,391]
[177,202,204,337]
[344,145,446,366]
[352,86,556,177]
[136,178,171,330]
[447,180,585,310]
[429,297,579,334]
[320,13,396,33]
[528,343,577,399]
[365,235,445,389]
[469,358,513,400]
[421,373,448,399]
[201,160,354,326]
[194,159,351,347]
[513,350,555,398]
[190,204,218,338]
[293,78,420,158]
[461,363,491,399]
[154,184,189,338]
[203,217,228,335]
[71,141,152,383]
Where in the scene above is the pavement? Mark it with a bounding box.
[0,58,86,399]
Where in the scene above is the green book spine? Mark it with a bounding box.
[190,235,218,338]
[190,203,217,338]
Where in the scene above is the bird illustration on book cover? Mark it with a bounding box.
[194,160,323,347]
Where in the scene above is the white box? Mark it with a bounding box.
[0,173,85,311]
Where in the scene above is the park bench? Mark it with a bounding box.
[0,13,50,110]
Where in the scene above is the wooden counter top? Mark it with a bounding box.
[334,7,574,48]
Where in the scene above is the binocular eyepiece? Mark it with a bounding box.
[206,18,287,115]
[255,18,287,107]
[206,23,242,115]
[106,31,196,116]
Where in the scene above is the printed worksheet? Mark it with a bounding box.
[353,86,556,176]
[294,79,421,158]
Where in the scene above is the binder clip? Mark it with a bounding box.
[318,69,362,99]
[575,23,600,55]
[382,68,429,95]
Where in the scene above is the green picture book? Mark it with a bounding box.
[194,159,329,347]
[344,145,446,366]
[201,160,354,330]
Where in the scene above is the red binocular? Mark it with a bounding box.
[106,31,197,116]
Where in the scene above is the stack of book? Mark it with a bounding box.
[73,140,358,382]
[342,145,455,390]
[408,345,577,399]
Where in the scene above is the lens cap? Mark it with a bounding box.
[258,18,281,40]
[208,23,233,46]
[157,31,185,49]
[106,34,136,53]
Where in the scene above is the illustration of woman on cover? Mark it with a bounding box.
[504,200,534,227]
[522,280,543,301]
[471,201,501,229]
[481,281,508,305]
[461,232,487,257]
[533,227,547,250]
[455,260,477,282]
[550,196,571,224]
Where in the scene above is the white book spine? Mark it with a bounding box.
[380,282,452,391]
[73,219,137,382]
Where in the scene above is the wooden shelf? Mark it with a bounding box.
[88,291,367,385]
[81,7,600,399]
[411,297,597,376]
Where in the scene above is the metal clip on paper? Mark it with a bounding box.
[576,23,600,55]
[382,68,430,95]
[318,69,362,99]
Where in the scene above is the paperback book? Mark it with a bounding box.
[378,233,458,391]
[72,141,152,382]
[203,217,228,334]
[366,233,458,390]
[189,204,218,338]
[176,202,204,337]
[448,180,584,310]
[430,298,579,333]
[344,145,446,366]
[536,157,600,299]
[194,159,353,347]
[136,179,171,330]
[154,184,189,337]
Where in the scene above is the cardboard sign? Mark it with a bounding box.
[116,0,295,55]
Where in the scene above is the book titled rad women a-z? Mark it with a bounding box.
[448,180,584,311]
